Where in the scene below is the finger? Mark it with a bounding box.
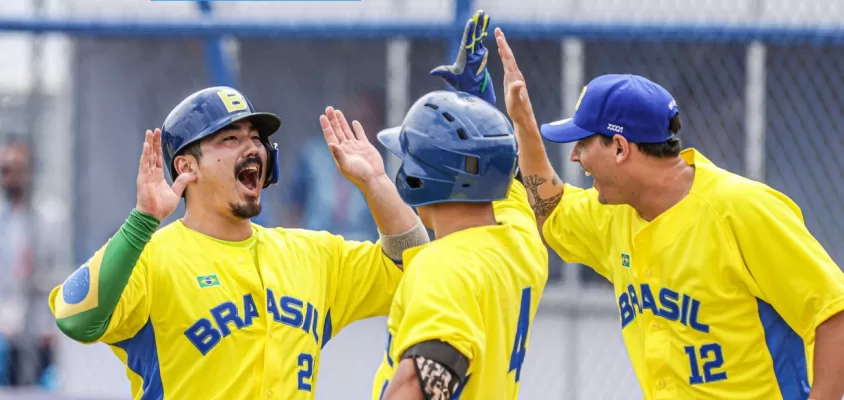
[319,115,340,145]
[496,28,524,81]
[325,107,347,143]
[139,130,153,175]
[153,128,163,170]
[139,142,151,177]
[474,11,489,42]
[495,28,516,69]
[351,120,368,142]
[171,172,196,198]
[461,17,475,47]
[334,110,356,140]
[463,20,477,50]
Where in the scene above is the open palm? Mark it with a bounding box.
[135,128,196,221]
[495,27,536,127]
[319,107,386,188]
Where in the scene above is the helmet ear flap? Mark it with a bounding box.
[263,141,280,188]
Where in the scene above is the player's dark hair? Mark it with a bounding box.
[181,141,203,164]
[600,114,683,158]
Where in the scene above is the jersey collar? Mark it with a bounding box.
[680,147,714,167]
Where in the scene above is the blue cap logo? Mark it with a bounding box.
[540,74,680,144]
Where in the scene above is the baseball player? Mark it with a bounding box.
[490,27,844,400]
[370,11,549,400]
[48,87,430,399]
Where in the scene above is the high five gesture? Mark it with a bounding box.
[494,28,564,226]
[135,128,196,221]
[495,27,537,128]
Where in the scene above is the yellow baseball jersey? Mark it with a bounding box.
[544,148,844,399]
[371,180,549,399]
[50,222,402,400]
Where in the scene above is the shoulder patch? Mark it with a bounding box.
[62,263,91,304]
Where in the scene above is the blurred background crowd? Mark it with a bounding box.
[0,0,842,398]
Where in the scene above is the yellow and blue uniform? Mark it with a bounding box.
[50,210,402,399]
[371,181,549,400]
[544,148,844,399]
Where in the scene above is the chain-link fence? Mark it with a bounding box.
[0,0,842,398]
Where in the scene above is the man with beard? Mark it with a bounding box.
[48,87,429,399]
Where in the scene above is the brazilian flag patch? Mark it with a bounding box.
[621,253,631,268]
[197,274,221,289]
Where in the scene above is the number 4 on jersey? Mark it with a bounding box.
[509,287,532,382]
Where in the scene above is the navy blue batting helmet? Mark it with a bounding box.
[377,90,518,207]
[161,86,281,188]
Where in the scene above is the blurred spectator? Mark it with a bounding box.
[282,89,384,242]
[0,134,69,389]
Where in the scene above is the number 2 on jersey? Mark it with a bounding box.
[508,287,532,382]
[684,343,727,385]
[298,353,314,391]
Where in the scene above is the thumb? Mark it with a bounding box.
[171,172,196,197]
[430,66,459,88]
[508,80,525,98]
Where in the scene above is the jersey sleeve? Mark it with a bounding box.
[542,184,613,279]
[49,211,157,344]
[728,185,844,339]
[326,234,404,336]
[390,250,485,376]
[493,179,540,236]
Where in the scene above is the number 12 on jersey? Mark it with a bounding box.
[684,343,727,385]
[509,287,532,382]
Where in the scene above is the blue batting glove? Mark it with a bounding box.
[431,10,495,106]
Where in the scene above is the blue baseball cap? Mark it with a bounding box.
[540,74,680,144]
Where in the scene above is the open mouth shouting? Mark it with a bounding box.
[235,159,262,196]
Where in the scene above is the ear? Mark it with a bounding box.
[173,154,197,176]
[613,134,631,163]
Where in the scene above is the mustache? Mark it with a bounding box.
[235,157,263,175]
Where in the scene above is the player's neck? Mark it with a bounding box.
[182,205,254,242]
[430,203,498,239]
[628,158,695,222]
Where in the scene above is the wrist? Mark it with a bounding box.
[360,174,394,195]
[128,209,161,234]
[134,204,163,222]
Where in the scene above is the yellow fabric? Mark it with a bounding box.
[543,148,844,399]
[50,222,403,399]
[371,181,549,399]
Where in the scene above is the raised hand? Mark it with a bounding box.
[431,9,496,106]
[135,128,196,221]
[319,107,386,188]
[495,27,536,127]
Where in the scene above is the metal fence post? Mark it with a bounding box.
[745,41,767,182]
[561,36,585,399]
[197,1,237,88]
[385,39,410,179]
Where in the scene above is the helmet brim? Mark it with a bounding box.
[232,112,283,138]
[377,126,403,159]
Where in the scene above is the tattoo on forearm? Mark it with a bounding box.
[414,356,459,400]
[522,174,564,217]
